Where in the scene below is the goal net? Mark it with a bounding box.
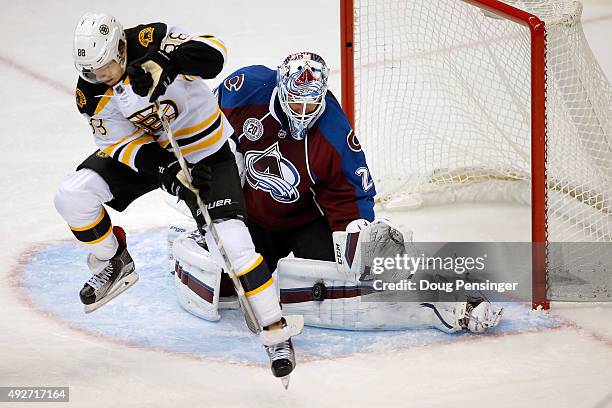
[341,0,612,304]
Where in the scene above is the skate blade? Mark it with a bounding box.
[281,375,290,390]
[84,271,140,314]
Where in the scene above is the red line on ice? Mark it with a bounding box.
[0,54,72,95]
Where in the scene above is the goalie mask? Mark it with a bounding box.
[73,12,126,84]
[277,52,330,140]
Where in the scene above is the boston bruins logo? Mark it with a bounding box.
[127,100,178,134]
[138,27,155,47]
[99,24,109,35]
[76,88,86,108]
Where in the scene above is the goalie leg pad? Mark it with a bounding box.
[173,230,223,321]
[277,257,490,332]
[168,219,198,274]
[278,257,365,329]
[278,257,444,330]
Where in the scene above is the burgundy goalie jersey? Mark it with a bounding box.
[217,65,375,231]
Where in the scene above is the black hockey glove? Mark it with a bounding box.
[158,161,213,204]
[126,50,178,102]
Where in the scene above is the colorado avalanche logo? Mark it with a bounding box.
[244,143,300,203]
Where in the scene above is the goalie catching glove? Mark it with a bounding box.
[126,50,178,102]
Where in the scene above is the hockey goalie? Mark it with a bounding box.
[168,205,502,334]
[168,52,501,334]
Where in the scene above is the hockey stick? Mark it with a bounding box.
[150,96,262,334]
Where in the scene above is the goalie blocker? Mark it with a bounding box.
[170,219,502,333]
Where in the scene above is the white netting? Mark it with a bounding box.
[351,0,612,300]
[353,0,612,242]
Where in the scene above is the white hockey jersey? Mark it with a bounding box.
[75,23,233,171]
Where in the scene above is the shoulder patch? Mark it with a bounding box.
[218,65,278,109]
[75,78,111,117]
[138,27,155,47]
[125,23,168,63]
[223,73,245,91]
[347,130,362,152]
[76,88,87,109]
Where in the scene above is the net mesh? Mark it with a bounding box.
[351,0,612,300]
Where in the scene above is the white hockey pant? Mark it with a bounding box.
[53,169,118,260]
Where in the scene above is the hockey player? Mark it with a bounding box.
[217,52,376,272]
[53,12,295,380]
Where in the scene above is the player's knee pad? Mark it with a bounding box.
[54,169,113,221]
[172,230,225,322]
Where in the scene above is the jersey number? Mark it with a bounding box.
[163,32,190,53]
[355,167,374,192]
[89,118,107,136]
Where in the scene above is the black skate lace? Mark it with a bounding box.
[87,264,114,290]
[269,340,292,361]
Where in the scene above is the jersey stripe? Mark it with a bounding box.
[120,135,156,167]
[176,115,222,147]
[196,36,228,57]
[174,107,221,137]
[180,121,225,155]
[102,128,144,156]
[94,88,114,116]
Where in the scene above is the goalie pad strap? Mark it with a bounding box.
[173,230,223,321]
[280,285,365,304]
[176,262,215,303]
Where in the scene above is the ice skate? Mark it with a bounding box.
[80,226,138,313]
[260,318,297,388]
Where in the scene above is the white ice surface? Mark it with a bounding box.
[1,1,611,407]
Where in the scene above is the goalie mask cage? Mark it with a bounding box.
[340,0,612,308]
